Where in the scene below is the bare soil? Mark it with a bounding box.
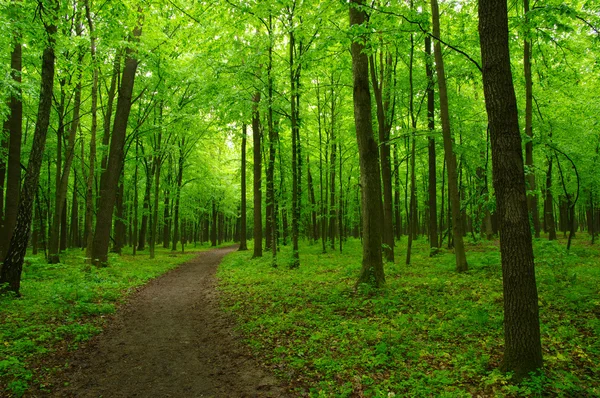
[44,246,289,398]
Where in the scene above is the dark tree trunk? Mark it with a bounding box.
[544,155,557,240]
[113,176,125,254]
[0,5,23,262]
[350,0,385,288]
[426,36,439,250]
[84,0,98,261]
[138,160,153,251]
[149,123,162,259]
[289,25,300,268]
[524,0,541,238]
[369,50,395,263]
[211,201,217,247]
[252,91,263,258]
[431,0,467,272]
[1,8,57,294]
[172,138,184,251]
[239,124,248,251]
[393,145,402,240]
[479,0,543,381]
[69,171,79,247]
[49,26,84,262]
[91,12,142,266]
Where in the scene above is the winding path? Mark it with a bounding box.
[51,246,288,398]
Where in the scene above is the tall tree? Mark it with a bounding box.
[91,9,143,266]
[425,36,439,251]
[252,91,263,258]
[479,0,543,381]
[239,124,248,251]
[369,47,395,263]
[431,0,468,272]
[0,0,24,262]
[0,0,58,294]
[523,0,541,238]
[49,8,84,264]
[350,0,385,288]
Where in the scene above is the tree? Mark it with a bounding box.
[91,9,143,266]
[0,0,58,294]
[239,124,248,251]
[252,90,263,258]
[431,0,468,272]
[0,0,23,263]
[350,0,385,288]
[478,0,543,381]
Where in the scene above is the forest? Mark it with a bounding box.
[0,0,599,396]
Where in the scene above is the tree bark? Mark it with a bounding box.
[172,138,184,251]
[239,124,248,250]
[289,25,300,269]
[524,0,541,238]
[91,11,143,266]
[426,36,439,250]
[369,50,395,263]
[0,1,23,262]
[252,91,263,258]
[84,0,98,261]
[1,5,57,294]
[431,0,468,272]
[350,0,385,288]
[545,155,557,240]
[479,0,543,381]
[49,16,84,263]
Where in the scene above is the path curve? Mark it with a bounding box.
[50,246,288,398]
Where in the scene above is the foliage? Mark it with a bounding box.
[218,238,600,397]
[0,246,211,397]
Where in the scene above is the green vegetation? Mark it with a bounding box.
[0,247,207,396]
[218,238,600,397]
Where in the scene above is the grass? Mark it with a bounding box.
[0,244,215,397]
[217,236,600,397]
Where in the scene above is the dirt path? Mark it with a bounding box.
[48,246,289,398]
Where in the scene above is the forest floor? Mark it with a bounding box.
[1,246,289,397]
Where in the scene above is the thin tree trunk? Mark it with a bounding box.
[289,25,300,268]
[252,91,263,258]
[350,0,385,288]
[524,0,540,238]
[431,0,468,272]
[369,51,395,263]
[172,138,184,251]
[426,36,439,251]
[239,124,248,250]
[479,0,543,380]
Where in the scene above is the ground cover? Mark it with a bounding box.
[0,245,214,396]
[217,237,600,397]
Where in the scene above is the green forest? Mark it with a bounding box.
[0,0,599,396]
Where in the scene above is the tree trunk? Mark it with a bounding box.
[91,11,142,266]
[431,0,468,272]
[479,0,543,381]
[113,176,125,254]
[545,155,557,240]
[1,7,57,294]
[239,124,248,250]
[350,0,385,288]
[0,2,23,262]
[49,19,84,262]
[149,127,162,259]
[426,36,439,250]
[252,91,263,258]
[172,138,184,251]
[289,25,300,268]
[524,0,541,238]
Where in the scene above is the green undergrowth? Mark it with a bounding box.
[0,244,214,396]
[217,237,600,397]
